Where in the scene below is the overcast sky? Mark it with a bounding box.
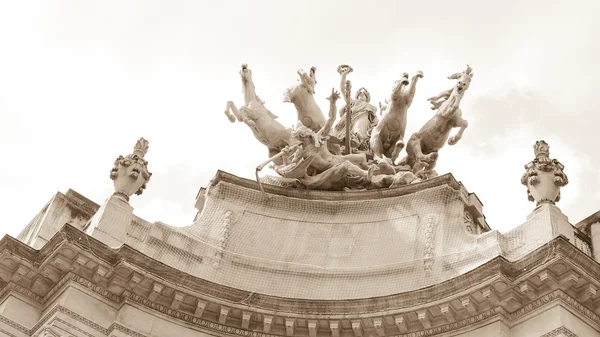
[1,0,599,239]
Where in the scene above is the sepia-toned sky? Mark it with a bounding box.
[1,0,599,238]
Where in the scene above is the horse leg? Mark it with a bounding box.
[405,70,423,105]
[369,130,385,162]
[448,117,468,145]
[404,135,426,172]
[224,101,242,123]
[427,89,451,103]
[421,153,439,179]
[238,107,257,128]
[410,138,429,163]
[391,139,405,163]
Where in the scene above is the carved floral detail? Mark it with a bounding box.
[214,210,236,268]
[423,215,437,271]
[464,210,475,234]
[540,326,578,337]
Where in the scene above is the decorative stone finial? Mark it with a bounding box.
[521,140,568,206]
[132,138,150,158]
[533,140,551,163]
[109,138,152,202]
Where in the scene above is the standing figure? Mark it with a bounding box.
[400,65,474,178]
[333,65,378,153]
[370,70,424,164]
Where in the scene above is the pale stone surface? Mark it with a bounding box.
[526,203,575,244]
[511,305,563,336]
[0,295,41,328]
[54,287,117,329]
[116,304,156,335]
[511,304,600,337]
[86,194,134,248]
[17,189,98,249]
[560,305,600,337]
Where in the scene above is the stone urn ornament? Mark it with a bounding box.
[521,140,568,206]
[109,138,152,202]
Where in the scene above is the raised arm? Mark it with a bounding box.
[337,65,353,105]
[319,88,340,137]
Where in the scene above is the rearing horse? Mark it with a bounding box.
[400,65,473,177]
[283,66,327,132]
[370,70,423,164]
[225,64,296,159]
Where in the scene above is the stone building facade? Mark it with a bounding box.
[1,168,599,337]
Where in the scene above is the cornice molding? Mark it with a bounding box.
[2,226,600,313]
[0,290,594,337]
[1,226,600,337]
[209,170,463,201]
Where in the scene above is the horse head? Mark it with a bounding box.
[448,65,474,95]
[308,66,317,92]
[240,64,253,88]
[240,63,263,106]
[390,73,410,99]
[297,66,317,94]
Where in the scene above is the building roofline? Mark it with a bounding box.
[2,224,598,315]
[575,210,600,232]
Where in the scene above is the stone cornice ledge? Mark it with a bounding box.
[207,170,463,201]
[0,291,594,337]
[1,226,600,314]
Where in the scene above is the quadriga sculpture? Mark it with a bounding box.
[256,89,418,192]
[370,70,424,164]
[399,65,473,178]
[224,64,297,163]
